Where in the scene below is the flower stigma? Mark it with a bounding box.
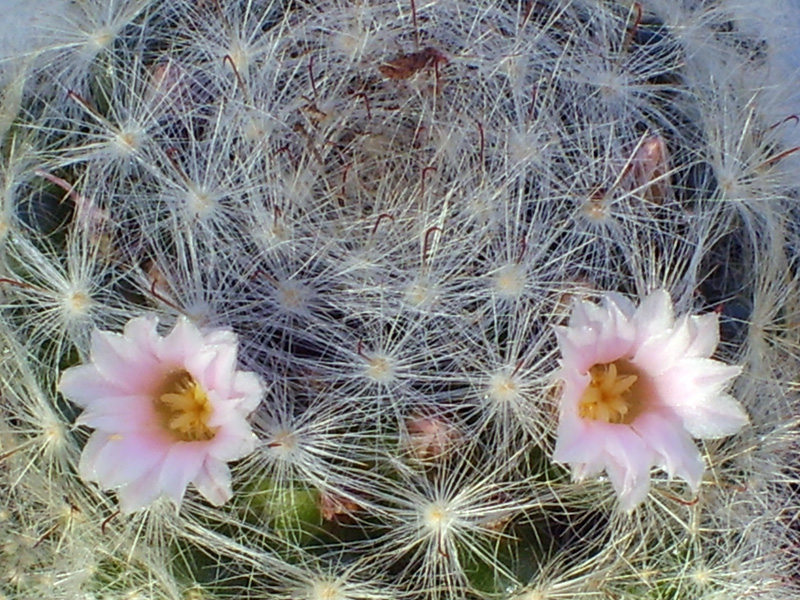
[154,370,216,441]
[579,362,640,424]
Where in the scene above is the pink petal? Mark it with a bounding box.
[122,316,161,351]
[603,299,636,339]
[555,326,595,372]
[77,432,113,483]
[632,411,704,491]
[231,371,264,414]
[192,458,232,506]
[79,431,171,489]
[205,391,231,426]
[568,299,598,329]
[116,466,164,513]
[677,358,742,389]
[555,370,590,417]
[59,364,128,407]
[183,348,217,385]
[586,301,637,365]
[208,422,257,461]
[88,329,160,392]
[629,334,675,376]
[595,426,655,510]
[195,343,237,396]
[657,359,742,406]
[604,292,636,318]
[205,395,250,429]
[203,329,238,348]
[554,420,610,479]
[632,289,674,344]
[632,318,693,377]
[157,317,205,364]
[571,457,607,481]
[684,313,719,358]
[558,420,654,510]
[605,455,651,511]
[75,394,154,432]
[657,316,694,360]
[557,319,635,374]
[157,443,208,504]
[669,393,749,439]
[588,330,636,367]
[552,417,589,464]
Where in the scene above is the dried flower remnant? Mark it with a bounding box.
[319,490,361,522]
[59,316,264,513]
[552,290,748,510]
[378,47,448,80]
[406,413,462,461]
[624,134,671,203]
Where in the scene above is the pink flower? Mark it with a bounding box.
[59,316,263,513]
[552,290,748,510]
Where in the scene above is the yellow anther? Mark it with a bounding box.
[153,370,216,442]
[579,362,640,424]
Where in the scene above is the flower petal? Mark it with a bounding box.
[158,317,206,365]
[75,394,154,432]
[632,411,704,491]
[632,289,674,344]
[604,292,636,318]
[88,329,160,392]
[670,393,749,438]
[657,359,744,423]
[194,342,237,397]
[232,371,265,414]
[568,298,599,329]
[158,443,207,504]
[605,454,651,511]
[77,431,113,484]
[632,319,692,377]
[116,467,164,513]
[79,431,170,489]
[556,304,636,373]
[208,421,257,461]
[192,458,232,506]
[684,313,720,358]
[554,417,653,508]
[552,415,592,465]
[122,316,161,352]
[59,364,128,407]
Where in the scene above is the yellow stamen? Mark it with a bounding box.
[153,370,216,442]
[579,362,640,424]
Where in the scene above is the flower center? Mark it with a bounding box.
[579,362,640,424]
[154,370,216,442]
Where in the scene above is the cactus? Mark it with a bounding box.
[1,1,799,599]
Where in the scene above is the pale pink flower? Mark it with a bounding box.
[552,290,748,510]
[59,316,263,513]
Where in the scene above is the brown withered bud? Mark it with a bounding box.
[406,413,461,461]
[378,47,447,80]
[319,490,361,522]
[625,134,671,204]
